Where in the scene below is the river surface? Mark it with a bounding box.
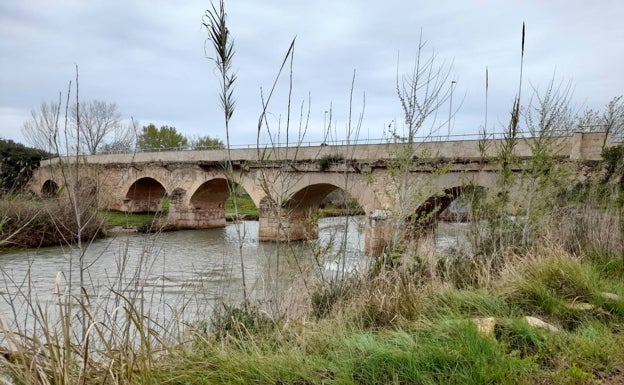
[0,217,468,330]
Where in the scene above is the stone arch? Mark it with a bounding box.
[171,178,245,229]
[41,179,59,197]
[409,186,464,230]
[409,183,490,228]
[189,178,230,210]
[285,182,365,213]
[285,173,378,215]
[258,183,365,242]
[124,177,167,213]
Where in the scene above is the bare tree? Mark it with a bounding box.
[395,34,453,143]
[604,96,624,143]
[577,96,624,147]
[21,100,62,154]
[72,100,122,154]
[99,119,137,153]
[23,99,126,155]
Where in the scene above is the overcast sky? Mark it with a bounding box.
[1,1,622,148]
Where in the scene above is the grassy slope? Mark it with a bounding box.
[153,250,624,385]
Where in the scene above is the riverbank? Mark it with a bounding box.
[0,195,104,249]
[162,248,624,384]
[1,244,623,384]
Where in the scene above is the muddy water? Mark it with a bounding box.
[0,217,467,328]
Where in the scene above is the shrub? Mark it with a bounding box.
[0,195,103,248]
[210,303,275,341]
[318,154,344,171]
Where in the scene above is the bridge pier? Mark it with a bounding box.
[167,190,226,229]
[258,199,318,242]
[364,210,439,257]
[364,210,395,256]
[168,206,227,229]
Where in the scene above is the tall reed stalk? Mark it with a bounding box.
[203,0,249,307]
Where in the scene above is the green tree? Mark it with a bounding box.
[136,124,188,151]
[0,138,50,193]
[191,135,224,150]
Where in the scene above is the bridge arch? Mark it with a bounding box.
[285,174,378,215]
[168,177,260,229]
[286,183,344,209]
[123,177,167,213]
[258,182,366,242]
[410,186,464,229]
[41,179,59,197]
[189,178,230,210]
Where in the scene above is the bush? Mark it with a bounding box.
[0,195,103,248]
[210,303,275,341]
[318,154,344,171]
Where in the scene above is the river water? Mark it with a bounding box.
[0,217,468,330]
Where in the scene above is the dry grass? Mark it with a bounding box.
[0,195,104,249]
[545,205,623,256]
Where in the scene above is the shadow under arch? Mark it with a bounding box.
[408,184,488,232]
[409,186,463,230]
[124,177,167,213]
[41,179,59,198]
[258,182,365,242]
[189,178,230,210]
[285,183,364,213]
[170,177,258,229]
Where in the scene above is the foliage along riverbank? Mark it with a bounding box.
[0,192,363,250]
[2,244,623,384]
[158,248,624,385]
[2,164,624,382]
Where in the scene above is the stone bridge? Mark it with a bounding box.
[28,132,609,255]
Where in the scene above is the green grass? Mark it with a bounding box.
[226,193,259,219]
[4,239,624,384]
[101,210,163,228]
[225,194,364,220]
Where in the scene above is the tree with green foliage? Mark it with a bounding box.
[0,138,50,193]
[191,135,224,150]
[136,124,188,151]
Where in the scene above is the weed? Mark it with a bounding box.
[210,303,275,341]
[318,154,344,172]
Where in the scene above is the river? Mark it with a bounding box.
[0,216,468,331]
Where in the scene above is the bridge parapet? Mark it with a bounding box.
[39,132,609,167]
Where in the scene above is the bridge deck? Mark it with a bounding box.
[41,132,609,166]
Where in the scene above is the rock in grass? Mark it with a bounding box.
[600,292,621,302]
[525,316,559,332]
[565,302,596,311]
[472,317,496,336]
